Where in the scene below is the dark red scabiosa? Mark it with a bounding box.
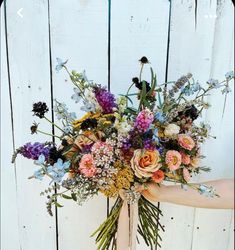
[80,118,98,130]
[132,77,151,92]
[139,56,149,64]
[93,86,116,114]
[32,102,49,118]
[30,122,39,134]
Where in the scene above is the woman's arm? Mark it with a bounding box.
[142,179,234,209]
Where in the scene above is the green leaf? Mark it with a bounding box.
[139,81,147,110]
[55,202,64,208]
[61,194,72,199]
[71,193,77,201]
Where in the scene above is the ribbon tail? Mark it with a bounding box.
[117,200,129,250]
[130,203,138,250]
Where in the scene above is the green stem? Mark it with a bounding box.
[37,129,61,139]
[44,117,65,132]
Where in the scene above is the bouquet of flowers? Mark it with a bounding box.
[12,57,234,250]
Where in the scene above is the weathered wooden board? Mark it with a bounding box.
[48,1,109,249]
[0,6,21,250]
[2,1,57,250]
[191,1,234,249]
[160,1,221,249]
[110,0,170,248]
[1,0,234,250]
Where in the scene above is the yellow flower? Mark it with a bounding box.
[99,161,134,198]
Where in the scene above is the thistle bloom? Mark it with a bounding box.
[134,108,154,133]
[94,87,116,114]
[165,150,182,171]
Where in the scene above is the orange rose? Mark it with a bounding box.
[131,149,161,178]
[152,170,165,183]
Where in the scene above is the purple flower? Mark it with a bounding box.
[20,142,53,160]
[144,138,156,150]
[94,86,116,114]
[134,108,154,133]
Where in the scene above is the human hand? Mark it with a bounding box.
[139,182,163,202]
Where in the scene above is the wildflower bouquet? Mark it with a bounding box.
[12,57,234,250]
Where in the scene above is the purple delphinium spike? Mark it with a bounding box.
[18,142,53,161]
[94,86,116,114]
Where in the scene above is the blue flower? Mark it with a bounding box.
[207,79,221,89]
[191,81,201,92]
[47,158,70,183]
[34,154,46,166]
[81,100,96,112]
[181,86,194,96]
[225,71,234,80]
[63,126,72,134]
[71,88,82,103]
[55,58,68,72]
[198,184,217,197]
[34,169,44,180]
[154,112,165,123]
[152,128,159,143]
[222,86,232,95]
[69,112,77,120]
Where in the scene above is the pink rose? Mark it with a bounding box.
[178,134,195,151]
[180,152,191,165]
[165,150,182,171]
[183,168,191,182]
[79,154,97,177]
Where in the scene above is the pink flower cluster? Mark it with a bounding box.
[134,108,154,133]
[79,154,97,177]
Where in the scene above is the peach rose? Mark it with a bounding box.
[178,134,195,151]
[183,168,191,182]
[79,154,97,177]
[191,157,200,168]
[131,149,161,178]
[152,170,165,183]
[180,152,191,165]
[165,150,182,171]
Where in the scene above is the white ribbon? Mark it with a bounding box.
[117,191,139,250]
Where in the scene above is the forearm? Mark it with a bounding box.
[158,179,234,209]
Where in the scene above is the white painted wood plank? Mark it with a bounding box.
[227,213,234,250]
[4,1,57,250]
[0,6,21,250]
[160,1,219,250]
[192,0,234,249]
[110,1,170,249]
[49,1,108,249]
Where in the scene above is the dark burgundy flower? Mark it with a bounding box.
[139,56,149,64]
[32,102,49,118]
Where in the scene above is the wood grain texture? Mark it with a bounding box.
[191,1,234,249]
[1,5,21,250]
[48,1,108,249]
[2,1,57,249]
[160,1,220,249]
[0,0,234,249]
[110,1,170,249]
